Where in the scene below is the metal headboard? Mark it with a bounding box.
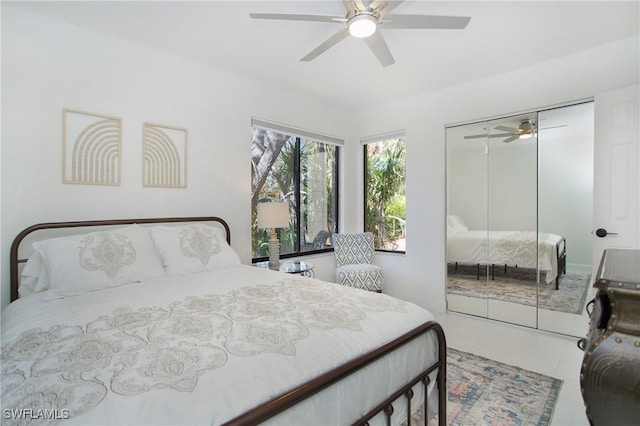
[9,216,231,302]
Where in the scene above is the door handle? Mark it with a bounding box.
[595,228,618,238]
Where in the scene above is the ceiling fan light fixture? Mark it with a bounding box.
[518,119,534,139]
[519,120,533,131]
[348,13,377,38]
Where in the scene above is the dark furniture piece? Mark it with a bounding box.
[579,248,640,426]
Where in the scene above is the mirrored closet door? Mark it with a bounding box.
[446,102,594,336]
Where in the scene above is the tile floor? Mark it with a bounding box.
[435,312,589,426]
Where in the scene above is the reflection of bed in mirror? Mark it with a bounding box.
[446,215,566,289]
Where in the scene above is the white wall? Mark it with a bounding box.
[2,5,638,315]
[447,138,538,232]
[0,6,350,309]
[349,36,639,313]
[539,102,595,266]
[447,140,488,230]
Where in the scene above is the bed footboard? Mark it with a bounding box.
[224,321,447,426]
[450,236,567,290]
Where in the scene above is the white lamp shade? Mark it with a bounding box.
[257,202,289,229]
[348,14,377,38]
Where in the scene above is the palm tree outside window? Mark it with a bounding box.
[363,134,406,253]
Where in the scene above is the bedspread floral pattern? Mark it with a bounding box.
[495,231,554,270]
[1,276,407,424]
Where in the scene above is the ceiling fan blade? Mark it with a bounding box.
[503,136,519,143]
[342,1,358,12]
[539,124,568,130]
[464,133,513,139]
[494,125,517,133]
[375,1,404,17]
[382,14,470,29]
[354,0,368,11]
[249,13,343,24]
[300,29,350,62]
[464,133,517,139]
[364,30,395,67]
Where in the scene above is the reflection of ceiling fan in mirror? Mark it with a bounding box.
[249,0,471,67]
[465,119,567,143]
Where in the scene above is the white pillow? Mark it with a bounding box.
[18,252,51,297]
[33,225,166,297]
[150,225,241,276]
[447,215,468,233]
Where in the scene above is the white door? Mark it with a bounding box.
[593,84,640,272]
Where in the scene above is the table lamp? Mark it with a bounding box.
[257,201,289,269]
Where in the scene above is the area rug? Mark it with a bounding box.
[411,348,563,426]
[447,265,590,315]
[445,348,562,425]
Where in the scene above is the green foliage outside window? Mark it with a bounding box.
[365,138,406,251]
[251,127,338,260]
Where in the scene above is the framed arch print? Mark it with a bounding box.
[142,122,188,188]
[63,109,122,185]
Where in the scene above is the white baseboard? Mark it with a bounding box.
[566,263,592,274]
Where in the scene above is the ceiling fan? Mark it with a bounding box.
[249,0,471,67]
[465,119,568,143]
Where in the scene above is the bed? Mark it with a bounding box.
[3,216,446,425]
[446,215,566,289]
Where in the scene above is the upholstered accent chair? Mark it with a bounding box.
[333,232,383,293]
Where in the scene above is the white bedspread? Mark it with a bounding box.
[447,231,564,284]
[1,265,438,425]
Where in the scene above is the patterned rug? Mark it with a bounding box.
[414,348,563,426]
[447,265,591,315]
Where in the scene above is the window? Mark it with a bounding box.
[363,133,406,252]
[251,119,340,261]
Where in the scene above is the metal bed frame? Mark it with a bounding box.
[450,237,567,290]
[9,216,447,426]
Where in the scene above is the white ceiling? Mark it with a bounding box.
[9,1,640,111]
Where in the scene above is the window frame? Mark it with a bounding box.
[251,119,341,262]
